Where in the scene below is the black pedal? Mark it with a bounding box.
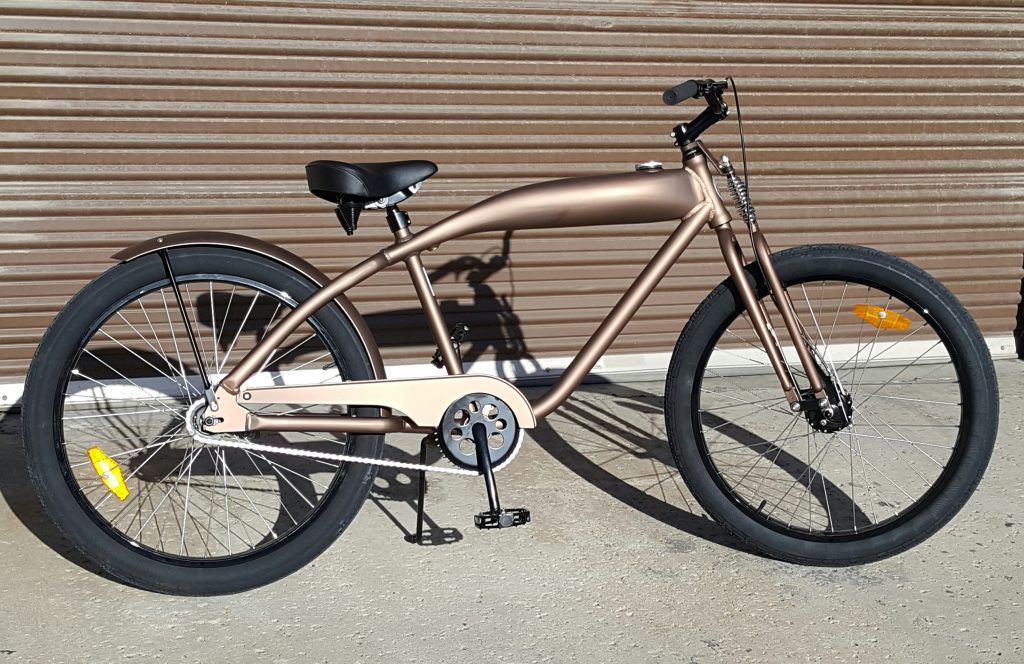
[474,507,530,530]
[431,322,470,368]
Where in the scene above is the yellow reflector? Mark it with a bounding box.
[853,304,912,331]
[87,447,130,501]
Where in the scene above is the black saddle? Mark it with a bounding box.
[305,160,438,203]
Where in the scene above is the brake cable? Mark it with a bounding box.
[727,76,753,216]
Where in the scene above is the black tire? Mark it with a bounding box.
[665,244,998,565]
[22,247,382,594]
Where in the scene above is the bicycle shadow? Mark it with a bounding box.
[361,234,753,549]
[0,407,106,576]
[366,230,542,380]
[527,380,751,551]
[365,233,868,551]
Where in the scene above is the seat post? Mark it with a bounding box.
[385,206,411,233]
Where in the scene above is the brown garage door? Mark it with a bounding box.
[1,0,1022,387]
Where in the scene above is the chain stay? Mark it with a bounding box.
[191,432,479,476]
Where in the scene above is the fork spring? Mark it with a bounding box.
[725,171,757,226]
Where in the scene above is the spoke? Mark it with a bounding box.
[852,295,890,398]
[136,298,192,403]
[706,432,809,455]
[763,431,836,523]
[832,434,915,506]
[700,388,793,417]
[63,408,180,422]
[853,401,952,462]
[133,444,203,539]
[184,282,213,377]
[221,457,278,541]
[159,288,199,402]
[721,327,772,366]
[219,448,232,552]
[66,364,187,424]
[835,314,925,375]
[278,350,333,377]
[213,285,236,369]
[260,333,318,372]
[67,434,187,467]
[97,328,191,392]
[702,402,793,438]
[179,439,196,555]
[114,310,190,403]
[826,282,849,349]
[859,393,958,407]
[209,281,221,373]
[726,416,802,493]
[253,301,285,373]
[800,283,842,384]
[851,339,949,409]
[704,366,787,406]
[842,429,953,451]
[92,435,182,511]
[218,291,260,374]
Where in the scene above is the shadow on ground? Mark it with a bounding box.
[0,407,106,576]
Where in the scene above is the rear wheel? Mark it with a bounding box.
[22,247,382,594]
[665,244,997,565]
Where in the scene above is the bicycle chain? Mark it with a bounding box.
[190,431,523,477]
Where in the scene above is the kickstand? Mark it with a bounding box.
[406,435,429,544]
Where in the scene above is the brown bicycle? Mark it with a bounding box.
[22,79,998,594]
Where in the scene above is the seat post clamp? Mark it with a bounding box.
[385,206,411,233]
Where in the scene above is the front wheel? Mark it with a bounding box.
[665,244,997,565]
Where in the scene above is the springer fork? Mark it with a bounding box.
[688,141,835,417]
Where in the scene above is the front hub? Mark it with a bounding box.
[801,386,853,434]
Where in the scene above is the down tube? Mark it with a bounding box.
[531,206,712,419]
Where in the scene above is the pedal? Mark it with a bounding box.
[431,322,469,368]
[474,507,530,530]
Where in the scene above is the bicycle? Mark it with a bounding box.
[21,79,998,595]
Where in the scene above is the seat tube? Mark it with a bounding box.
[713,222,800,405]
[405,252,464,375]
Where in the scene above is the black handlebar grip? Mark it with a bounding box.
[662,79,700,106]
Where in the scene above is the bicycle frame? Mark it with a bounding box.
[135,146,825,436]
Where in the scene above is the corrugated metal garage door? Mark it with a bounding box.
[1,0,1021,383]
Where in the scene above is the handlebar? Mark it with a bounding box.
[662,78,730,147]
[662,79,728,106]
[661,80,701,106]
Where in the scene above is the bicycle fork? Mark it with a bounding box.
[691,148,832,415]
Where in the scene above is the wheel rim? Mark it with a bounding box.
[695,277,965,540]
[56,274,357,562]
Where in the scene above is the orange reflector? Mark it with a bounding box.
[853,304,911,331]
[88,447,130,501]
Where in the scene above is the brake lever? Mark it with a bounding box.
[700,81,729,115]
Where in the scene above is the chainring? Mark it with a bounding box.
[438,392,520,470]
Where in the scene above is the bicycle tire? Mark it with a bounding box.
[22,247,382,594]
[665,244,998,565]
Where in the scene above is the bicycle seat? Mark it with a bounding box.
[305,160,438,203]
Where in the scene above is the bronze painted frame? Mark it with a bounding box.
[118,148,825,436]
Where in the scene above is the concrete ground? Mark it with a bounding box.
[0,361,1021,663]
